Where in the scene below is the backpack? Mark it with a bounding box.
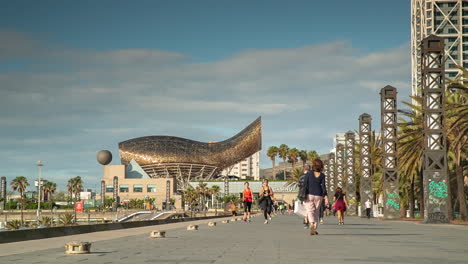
[297,173,307,201]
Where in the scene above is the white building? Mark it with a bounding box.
[220,151,260,180]
[411,0,468,96]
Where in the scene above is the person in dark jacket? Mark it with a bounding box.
[304,159,328,235]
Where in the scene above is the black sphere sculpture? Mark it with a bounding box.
[97,150,112,165]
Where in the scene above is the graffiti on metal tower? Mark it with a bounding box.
[386,192,400,210]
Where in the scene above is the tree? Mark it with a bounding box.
[287,167,304,187]
[446,73,468,221]
[307,150,319,163]
[287,148,300,169]
[196,183,210,216]
[299,150,308,169]
[278,144,289,180]
[209,185,221,215]
[267,146,279,180]
[398,96,424,218]
[183,187,199,217]
[10,176,29,225]
[67,176,84,223]
[42,181,57,212]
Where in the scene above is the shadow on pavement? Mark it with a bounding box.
[324,233,421,236]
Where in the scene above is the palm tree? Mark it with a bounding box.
[42,181,57,212]
[287,167,304,187]
[307,150,319,163]
[299,150,308,169]
[278,144,289,180]
[183,187,199,217]
[446,74,468,221]
[267,146,279,180]
[67,176,84,223]
[10,176,29,225]
[209,185,221,215]
[196,183,210,216]
[398,95,424,218]
[288,148,300,169]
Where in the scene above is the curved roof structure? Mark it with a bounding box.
[118,117,262,172]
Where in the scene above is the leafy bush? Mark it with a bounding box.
[4,201,18,210]
[39,216,52,226]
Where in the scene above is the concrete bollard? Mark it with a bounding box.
[65,242,91,254]
[222,220,230,224]
[187,224,198,231]
[208,222,216,227]
[150,230,166,238]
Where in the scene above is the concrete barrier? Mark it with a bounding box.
[0,215,226,244]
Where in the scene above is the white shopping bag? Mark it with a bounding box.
[294,200,307,217]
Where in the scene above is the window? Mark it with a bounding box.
[242,164,247,167]
[106,185,114,193]
[242,174,247,177]
[448,2,456,8]
[448,72,458,78]
[147,184,157,193]
[448,28,457,34]
[119,185,129,192]
[133,184,143,192]
[463,28,468,34]
[242,169,247,171]
[451,20,458,25]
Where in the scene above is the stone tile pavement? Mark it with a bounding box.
[0,214,466,264]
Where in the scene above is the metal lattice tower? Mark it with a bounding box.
[411,0,467,96]
[359,114,373,216]
[345,131,357,216]
[328,153,336,201]
[421,35,450,223]
[380,86,400,219]
[336,144,345,189]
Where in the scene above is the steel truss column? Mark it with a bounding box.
[345,131,357,216]
[336,144,345,189]
[359,113,373,217]
[421,35,449,223]
[328,153,336,201]
[380,85,400,219]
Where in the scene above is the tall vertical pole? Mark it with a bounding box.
[359,113,373,217]
[345,131,357,216]
[328,153,336,201]
[224,176,229,195]
[0,177,6,210]
[166,180,171,209]
[100,180,105,209]
[37,160,43,221]
[336,144,345,189]
[421,35,449,223]
[380,85,400,219]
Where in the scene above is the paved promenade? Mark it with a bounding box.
[0,214,466,264]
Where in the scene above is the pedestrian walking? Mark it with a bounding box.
[365,199,372,219]
[259,179,274,224]
[333,187,348,225]
[242,182,253,222]
[304,159,328,235]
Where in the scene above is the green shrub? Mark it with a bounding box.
[6,220,22,230]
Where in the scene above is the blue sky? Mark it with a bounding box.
[0,0,411,192]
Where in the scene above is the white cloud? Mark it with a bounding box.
[0,31,412,189]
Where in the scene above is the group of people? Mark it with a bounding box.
[238,158,372,235]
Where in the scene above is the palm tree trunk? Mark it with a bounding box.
[409,176,415,218]
[272,159,276,180]
[418,168,424,218]
[20,191,24,226]
[283,159,287,180]
[455,146,467,221]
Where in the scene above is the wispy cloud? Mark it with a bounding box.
[0,30,411,190]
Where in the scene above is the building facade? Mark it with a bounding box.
[411,0,468,95]
[220,151,260,180]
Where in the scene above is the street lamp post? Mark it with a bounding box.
[37,160,43,221]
